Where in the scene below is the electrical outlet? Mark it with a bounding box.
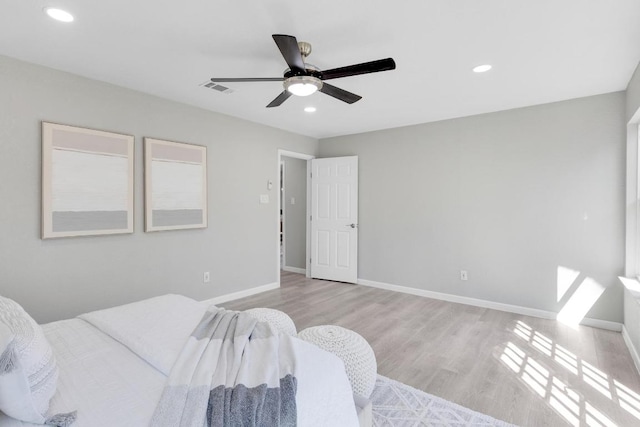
[203,271,210,283]
[460,270,468,281]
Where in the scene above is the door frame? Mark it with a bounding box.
[276,149,315,286]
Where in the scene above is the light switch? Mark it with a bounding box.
[260,194,269,204]
[290,197,295,205]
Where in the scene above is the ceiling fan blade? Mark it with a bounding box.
[320,58,396,80]
[210,77,284,82]
[266,91,293,108]
[319,83,362,104]
[272,34,306,74]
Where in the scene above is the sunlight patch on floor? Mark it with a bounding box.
[499,321,640,426]
[614,380,640,420]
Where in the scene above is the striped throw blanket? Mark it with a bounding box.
[151,307,298,427]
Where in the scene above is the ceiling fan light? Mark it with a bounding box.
[288,83,317,97]
[44,7,74,22]
[284,76,322,97]
[473,64,492,73]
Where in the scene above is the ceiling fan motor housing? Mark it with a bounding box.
[297,41,312,58]
[283,58,323,96]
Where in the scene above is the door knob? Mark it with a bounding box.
[347,223,358,228]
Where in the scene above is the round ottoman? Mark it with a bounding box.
[244,308,297,336]
[298,325,377,398]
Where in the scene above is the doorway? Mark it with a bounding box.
[276,150,314,285]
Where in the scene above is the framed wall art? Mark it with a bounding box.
[144,138,207,232]
[41,122,134,239]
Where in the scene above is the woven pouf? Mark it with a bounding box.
[244,308,297,336]
[298,325,377,398]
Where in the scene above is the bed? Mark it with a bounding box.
[0,294,360,426]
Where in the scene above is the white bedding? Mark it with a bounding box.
[0,295,359,427]
[0,318,166,426]
[78,294,209,375]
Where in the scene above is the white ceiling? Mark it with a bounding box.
[2,1,640,139]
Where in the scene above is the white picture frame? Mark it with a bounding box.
[41,122,134,239]
[144,137,208,232]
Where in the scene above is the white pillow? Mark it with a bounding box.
[0,295,58,423]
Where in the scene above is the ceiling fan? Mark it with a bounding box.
[210,34,396,108]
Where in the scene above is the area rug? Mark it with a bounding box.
[370,375,517,426]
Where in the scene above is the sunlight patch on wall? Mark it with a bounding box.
[619,276,640,293]
[556,277,606,328]
[557,266,581,302]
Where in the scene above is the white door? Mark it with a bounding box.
[310,156,358,283]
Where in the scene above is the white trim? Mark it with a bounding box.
[580,317,623,332]
[306,160,312,279]
[357,278,622,332]
[278,150,315,159]
[283,266,306,275]
[280,160,286,270]
[277,149,315,287]
[625,120,640,276]
[203,282,279,305]
[623,325,640,375]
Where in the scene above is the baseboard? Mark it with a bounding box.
[203,282,279,305]
[580,318,623,332]
[283,266,306,275]
[623,325,640,375]
[357,278,622,332]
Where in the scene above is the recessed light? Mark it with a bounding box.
[304,106,317,113]
[473,64,492,73]
[44,7,74,23]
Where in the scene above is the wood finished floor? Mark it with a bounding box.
[222,271,640,427]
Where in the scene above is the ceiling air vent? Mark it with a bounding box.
[200,81,234,94]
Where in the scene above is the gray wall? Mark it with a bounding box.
[0,55,318,323]
[319,92,626,323]
[282,157,307,270]
[627,62,640,122]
